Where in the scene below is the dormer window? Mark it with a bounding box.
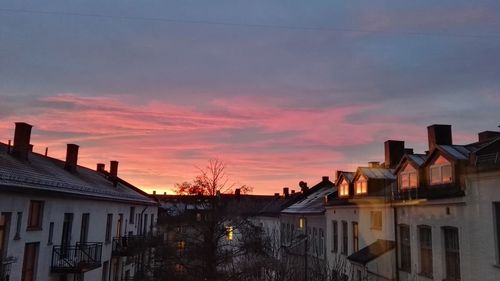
[339,179,349,197]
[355,176,367,194]
[399,164,418,189]
[429,155,452,185]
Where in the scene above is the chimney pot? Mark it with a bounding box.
[12,122,33,160]
[96,163,105,172]
[384,140,405,169]
[428,124,452,151]
[64,144,79,172]
[283,187,290,198]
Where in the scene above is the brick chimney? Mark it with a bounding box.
[96,163,105,172]
[368,161,380,168]
[12,122,33,160]
[322,176,329,182]
[428,124,452,151]
[283,187,290,198]
[478,131,500,142]
[110,160,119,186]
[384,140,405,169]
[64,144,79,172]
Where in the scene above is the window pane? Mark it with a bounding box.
[442,165,452,183]
[409,172,417,187]
[430,166,440,184]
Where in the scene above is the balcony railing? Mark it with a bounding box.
[0,256,16,281]
[51,242,102,273]
[112,236,144,256]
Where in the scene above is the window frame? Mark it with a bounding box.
[339,179,349,197]
[429,156,453,185]
[332,220,338,253]
[355,176,367,195]
[352,222,359,252]
[418,225,433,278]
[399,224,411,273]
[399,166,418,189]
[443,226,460,281]
[27,200,44,231]
[341,221,348,255]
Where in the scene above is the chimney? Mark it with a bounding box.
[96,163,106,172]
[478,131,500,142]
[368,161,380,168]
[235,188,241,198]
[7,140,11,153]
[283,187,289,198]
[164,192,167,195]
[12,122,33,160]
[428,124,452,151]
[64,144,79,172]
[110,160,119,186]
[153,190,156,195]
[404,148,414,155]
[44,147,48,156]
[384,140,405,169]
[322,176,329,182]
[291,190,295,194]
[274,192,280,199]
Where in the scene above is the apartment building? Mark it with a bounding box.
[393,125,500,281]
[0,122,158,281]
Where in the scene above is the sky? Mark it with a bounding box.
[0,0,499,195]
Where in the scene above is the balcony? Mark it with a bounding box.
[0,256,16,281]
[51,242,102,273]
[112,236,144,256]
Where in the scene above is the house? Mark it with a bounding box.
[325,140,405,281]
[280,176,336,280]
[0,122,158,281]
[392,125,500,281]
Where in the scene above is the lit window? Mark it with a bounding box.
[177,240,185,256]
[339,179,349,197]
[299,218,305,230]
[355,176,367,194]
[27,201,44,230]
[175,263,185,273]
[399,164,418,189]
[429,156,453,185]
[226,226,233,241]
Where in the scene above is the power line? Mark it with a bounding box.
[1,7,500,40]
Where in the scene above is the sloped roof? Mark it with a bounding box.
[357,167,396,180]
[407,154,427,167]
[335,171,355,185]
[281,178,335,214]
[347,239,395,265]
[438,145,472,160]
[0,143,156,205]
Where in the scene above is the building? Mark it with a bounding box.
[0,122,158,281]
[280,176,336,280]
[325,140,406,281]
[393,125,500,281]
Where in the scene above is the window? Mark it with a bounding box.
[21,242,39,281]
[0,213,10,256]
[355,176,367,194]
[226,225,233,241]
[116,214,123,238]
[313,227,317,254]
[143,214,148,236]
[14,212,22,240]
[319,228,325,256]
[495,203,500,264]
[175,263,185,273]
[102,260,109,281]
[352,222,359,252]
[27,201,44,230]
[80,213,89,243]
[129,207,135,224]
[150,214,155,234]
[177,240,185,256]
[299,218,305,230]
[430,156,452,184]
[332,221,338,253]
[399,224,411,272]
[339,179,349,197]
[105,214,113,243]
[341,221,348,255]
[370,211,382,230]
[443,227,460,280]
[418,226,433,278]
[399,164,418,189]
[48,222,54,245]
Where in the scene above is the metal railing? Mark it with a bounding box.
[51,242,103,273]
[0,257,16,281]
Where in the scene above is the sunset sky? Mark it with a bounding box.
[1,1,499,195]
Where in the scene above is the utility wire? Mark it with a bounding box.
[1,7,500,40]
